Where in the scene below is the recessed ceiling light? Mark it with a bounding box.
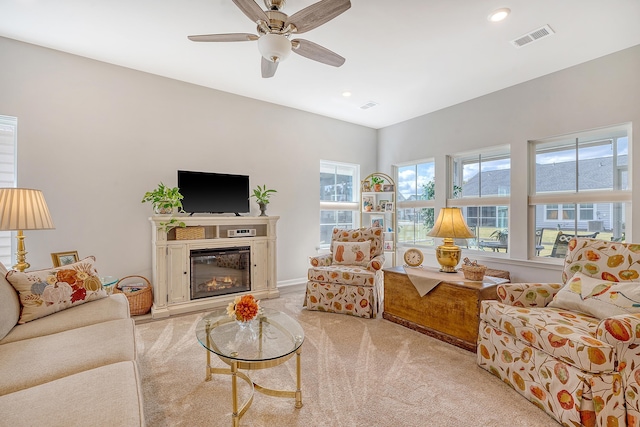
[488,7,510,22]
[342,91,352,97]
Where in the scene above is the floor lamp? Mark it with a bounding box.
[0,188,55,272]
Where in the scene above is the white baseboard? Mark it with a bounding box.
[277,278,306,293]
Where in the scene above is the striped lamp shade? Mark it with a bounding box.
[0,188,55,231]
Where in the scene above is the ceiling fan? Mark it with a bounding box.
[188,0,351,78]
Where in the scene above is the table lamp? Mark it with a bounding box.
[427,207,475,273]
[0,188,55,272]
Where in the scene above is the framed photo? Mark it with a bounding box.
[362,195,375,212]
[385,201,394,212]
[378,199,389,210]
[382,184,394,192]
[370,215,384,229]
[384,241,394,251]
[362,181,371,192]
[51,251,79,267]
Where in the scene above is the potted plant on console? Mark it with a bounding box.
[250,185,277,217]
[141,182,186,232]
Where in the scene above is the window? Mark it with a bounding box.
[451,147,511,252]
[0,116,17,267]
[395,160,435,246]
[545,204,595,221]
[530,124,630,258]
[319,161,359,249]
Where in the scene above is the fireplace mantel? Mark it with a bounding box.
[150,215,279,319]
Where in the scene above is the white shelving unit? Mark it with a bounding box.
[361,172,396,266]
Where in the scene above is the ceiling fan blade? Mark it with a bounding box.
[232,0,269,23]
[188,33,259,42]
[285,0,351,34]
[261,57,278,78]
[291,39,345,67]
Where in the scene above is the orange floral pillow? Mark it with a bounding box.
[6,256,107,324]
[332,241,371,266]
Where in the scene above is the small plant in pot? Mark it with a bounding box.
[141,183,184,214]
[141,183,186,233]
[250,185,277,216]
[371,176,384,192]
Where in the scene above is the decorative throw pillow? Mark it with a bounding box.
[6,256,107,324]
[332,241,371,266]
[548,271,640,319]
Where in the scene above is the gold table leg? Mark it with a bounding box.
[232,361,239,427]
[295,347,303,408]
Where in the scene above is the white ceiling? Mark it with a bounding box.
[2,0,640,129]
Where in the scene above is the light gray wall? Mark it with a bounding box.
[378,44,640,282]
[0,37,378,284]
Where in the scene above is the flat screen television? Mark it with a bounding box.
[178,170,250,215]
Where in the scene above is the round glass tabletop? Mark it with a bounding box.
[196,307,304,362]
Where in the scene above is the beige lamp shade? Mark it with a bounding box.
[0,188,55,231]
[427,207,474,239]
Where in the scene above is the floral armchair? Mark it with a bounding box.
[304,227,385,318]
[477,238,640,427]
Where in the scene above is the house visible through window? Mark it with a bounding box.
[0,115,17,267]
[319,161,359,249]
[451,148,511,252]
[530,124,630,258]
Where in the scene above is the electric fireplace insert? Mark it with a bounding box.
[190,246,251,300]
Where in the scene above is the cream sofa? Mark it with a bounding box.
[0,262,145,426]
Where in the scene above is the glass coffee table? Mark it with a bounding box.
[195,307,305,427]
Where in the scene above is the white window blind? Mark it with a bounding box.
[0,116,17,267]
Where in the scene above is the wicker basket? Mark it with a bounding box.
[113,275,153,316]
[461,264,487,281]
[176,226,205,240]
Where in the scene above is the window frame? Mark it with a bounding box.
[319,160,360,250]
[0,115,17,268]
[529,123,631,259]
[449,146,511,253]
[394,159,436,247]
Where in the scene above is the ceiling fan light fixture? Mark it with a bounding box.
[258,33,292,62]
[488,7,510,22]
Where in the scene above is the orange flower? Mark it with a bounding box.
[227,294,260,321]
[57,269,79,286]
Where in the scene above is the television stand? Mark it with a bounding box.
[149,215,279,319]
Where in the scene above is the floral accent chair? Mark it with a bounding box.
[304,227,385,318]
[477,238,640,427]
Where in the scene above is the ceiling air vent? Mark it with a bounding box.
[511,24,555,48]
[360,101,379,110]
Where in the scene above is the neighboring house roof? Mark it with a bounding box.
[462,155,627,196]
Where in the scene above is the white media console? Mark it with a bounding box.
[149,215,279,319]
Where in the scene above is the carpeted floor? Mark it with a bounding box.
[135,287,559,426]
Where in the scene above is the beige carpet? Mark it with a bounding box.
[135,287,558,427]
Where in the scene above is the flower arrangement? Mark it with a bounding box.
[227,294,261,322]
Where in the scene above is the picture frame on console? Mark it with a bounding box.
[51,251,79,267]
